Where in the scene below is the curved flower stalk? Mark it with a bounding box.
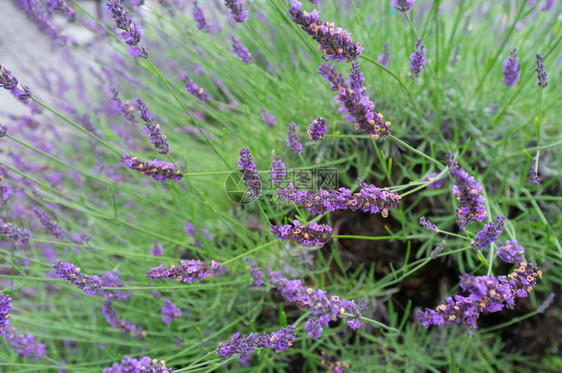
[120,154,184,183]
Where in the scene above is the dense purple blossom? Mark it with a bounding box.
[1,63,31,100]
[421,172,443,188]
[0,218,30,243]
[535,54,548,88]
[528,166,541,186]
[318,62,391,139]
[270,155,286,185]
[224,0,248,23]
[307,117,327,141]
[287,122,303,156]
[378,43,390,67]
[216,325,296,359]
[183,75,210,102]
[33,207,65,239]
[238,147,262,200]
[502,48,521,88]
[250,264,263,285]
[46,0,76,22]
[409,38,426,80]
[279,179,400,217]
[150,240,163,256]
[260,106,277,127]
[121,153,184,183]
[289,0,363,63]
[430,241,447,259]
[231,37,253,64]
[104,355,173,373]
[497,240,525,264]
[147,260,223,283]
[53,261,102,296]
[471,214,505,250]
[192,1,209,32]
[137,98,169,154]
[446,151,488,230]
[162,300,181,324]
[542,0,555,10]
[419,216,438,232]
[391,0,415,12]
[106,0,148,58]
[270,220,332,247]
[5,327,46,360]
[99,270,131,302]
[0,293,12,336]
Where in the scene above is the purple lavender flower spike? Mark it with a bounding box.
[260,106,277,127]
[151,240,163,256]
[430,241,446,259]
[192,1,209,32]
[378,43,390,67]
[13,0,67,43]
[391,0,415,12]
[46,0,76,22]
[53,261,102,296]
[216,325,296,359]
[106,0,148,58]
[497,240,525,264]
[542,0,555,11]
[33,207,65,240]
[502,48,521,88]
[287,122,303,156]
[535,54,548,88]
[270,155,286,185]
[270,220,332,247]
[238,147,262,200]
[137,98,169,154]
[250,264,263,285]
[5,327,46,360]
[309,0,322,3]
[162,299,182,324]
[224,0,248,23]
[104,355,173,373]
[289,0,363,63]
[0,218,30,243]
[99,270,132,302]
[102,301,146,339]
[1,175,11,208]
[0,293,12,336]
[147,260,223,283]
[231,37,253,64]
[121,153,184,183]
[409,38,426,80]
[446,151,488,230]
[528,166,541,186]
[183,75,210,102]
[111,89,137,124]
[419,216,438,232]
[1,63,31,100]
[0,123,6,136]
[421,172,443,188]
[307,117,327,141]
[471,214,505,250]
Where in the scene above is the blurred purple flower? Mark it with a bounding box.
[231,37,253,64]
[0,219,30,243]
[46,0,76,22]
[537,292,555,313]
[377,43,390,67]
[250,264,263,285]
[183,75,210,102]
[287,122,303,156]
[106,0,148,58]
[260,106,277,127]
[104,355,173,373]
[421,172,443,188]
[391,0,415,12]
[151,240,163,256]
[33,207,65,240]
[430,241,446,259]
[99,270,131,302]
[0,293,12,336]
[5,327,46,360]
[224,0,248,23]
[192,1,209,31]
[101,300,146,339]
[1,63,31,101]
[502,48,521,88]
[238,147,262,200]
[451,45,461,67]
[162,299,181,324]
[536,54,548,88]
[419,216,438,232]
[137,98,169,154]
[409,38,426,79]
[528,166,541,186]
[270,155,286,185]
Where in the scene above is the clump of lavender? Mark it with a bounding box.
[231,37,253,64]
[431,241,447,259]
[446,151,488,230]
[307,117,327,141]
[183,75,210,102]
[53,261,102,296]
[421,172,443,188]
[378,43,390,67]
[497,240,525,264]
[270,220,332,247]
[260,106,277,127]
[0,219,30,243]
[224,0,248,23]
[287,122,303,156]
[137,98,169,154]
[106,0,148,58]
[289,0,363,63]
[101,301,146,339]
[278,179,401,217]
[250,264,263,285]
[0,293,12,335]
[5,327,46,360]
[33,207,65,240]
[319,62,391,139]
[535,54,548,88]
[99,270,132,302]
[104,356,173,373]
[150,240,163,256]
[1,63,31,100]
[162,300,182,324]
[470,214,505,250]
[270,155,286,185]
[121,153,184,183]
[502,48,521,88]
[419,217,438,232]
[451,45,460,67]
[409,38,426,79]
[528,166,541,186]
[192,1,209,32]
[391,0,415,12]
[238,147,262,200]
[147,260,223,283]
[46,0,76,22]
[216,326,296,360]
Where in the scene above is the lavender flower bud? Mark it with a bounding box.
[535,53,548,88]
[260,106,277,127]
[1,175,11,208]
[106,0,148,58]
[430,241,446,259]
[250,264,263,285]
[147,260,223,283]
[238,147,262,200]
[502,48,521,88]
[270,155,286,185]
[287,122,303,156]
[192,1,209,32]
[137,98,169,154]
[150,240,163,256]
[53,261,102,296]
[470,214,505,250]
[102,301,146,339]
[0,293,12,336]
[216,326,296,359]
[528,166,541,186]
[183,75,210,102]
[231,37,253,64]
[391,0,415,12]
[104,355,173,373]
[162,299,181,324]
[419,216,438,232]
[0,123,7,136]
[1,64,31,101]
[33,207,65,240]
[307,117,327,141]
[409,38,426,80]
[270,220,332,247]
[224,0,248,23]
[0,219,30,243]
[5,327,46,360]
[497,240,525,264]
[377,43,390,67]
[120,153,184,183]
